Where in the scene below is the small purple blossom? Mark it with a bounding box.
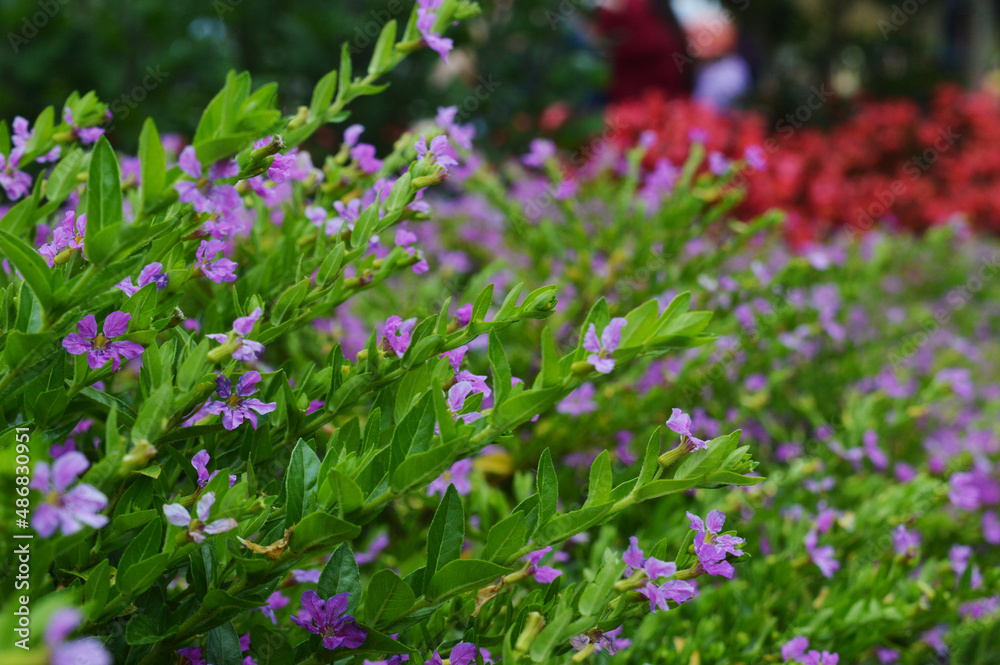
[557,383,597,416]
[416,1,454,62]
[193,239,238,283]
[259,591,290,624]
[355,533,390,566]
[522,139,556,168]
[804,530,840,578]
[891,524,920,557]
[414,134,458,169]
[0,147,33,200]
[31,452,108,537]
[207,306,265,362]
[174,146,241,215]
[117,262,168,296]
[687,510,745,578]
[62,311,144,371]
[45,607,112,665]
[522,546,562,583]
[428,458,473,497]
[191,449,237,488]
[205,371,277,430]
[782,636,810,662]
[582,317,626,373]
[665,408,708,450]
[382,315,417,358]
[39,210,87,266]
[290,590,366,650]
[163,492,238,543]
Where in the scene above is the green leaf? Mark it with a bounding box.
[364,569,415,627]
[425,559,510,603]
[318,543,362,614]
[488,331,512,408]
[471,283,494,322]
[138,118,167,212]
[0,231,53,308]
[288,512,360,554]
[206,622,243,665]
[578,555,626,616]
[536,448,558,526]
[284,438,321,526]
[117,518,162,580]
[390,443,453,493]
[84,136,123,264]
[310,70,338,119]
[125,614,176,645]
[117,552,170,596]
[533,504,614,546]
[482,512,527,563]
[45,147,84,205]
[130,383,172,444]
[424,484,464,593]
[584,450,612,507]
[633,478,700,501]
[368,20,398,75]
[636,427,662,487]
[318,468,364,517]
[83,559,111,621]
[674,432,737,480]
[337,43,352,103]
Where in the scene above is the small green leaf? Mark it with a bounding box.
[284,438,321,526]
[318,542,362,614]
[425,559,510,603]
[364,569,415,627]
[424,484,464,593]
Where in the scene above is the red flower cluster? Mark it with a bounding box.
[607,85,1000,240]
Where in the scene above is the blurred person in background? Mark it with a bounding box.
[595,0,694,103]
[676,1,753,108]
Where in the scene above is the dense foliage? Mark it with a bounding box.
[1,2,998,665]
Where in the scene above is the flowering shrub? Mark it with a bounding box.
[1,6,998,665]
[608,86,1000,241]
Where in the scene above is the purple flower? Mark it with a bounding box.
[62,311,144,372]
[177,646,206,665]
[205,371,277,430]
[351,143,383,174]
[744,145,766,170]
[292,569,322,584]
[382,315,417,358]
[436,106,476,150]
[31,452,108,537]
[582,317,626,373]
[193,239,238,283]
[428,458,473,497]
[983,511,1000,545]
[522,546,562,583]
[174,146,241,215]
[891,525,920,557]
[455,303,473,327]
[949,544,972,579]
[39,210,87,266]
[291,590,366,650]
[638,578,695,613]
[355,533,390,566]
[259,590,290,624]
[875,647,900,663]
[556,383,597,416]
[163,492,238,543]
[207,306,265,362]
[804,530,840,578]
[445,381,484,426]
[414,134,458,169]
[191,449,237,488]
[687,510,745,578]
[45,607,111,665]
[782,636,810,661]
[268,152,297,183]
[441,346,491,396]
[63,107,106,145]
[665,408,708,450]
[0,148,33,200]
[424,642,482,665]
[117,262,168,296]
[801,650,840,665]
[522,139,556,168]
[344,124,364,148]
[415,2,454,62]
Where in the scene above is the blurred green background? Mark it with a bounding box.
[0,0,995,153]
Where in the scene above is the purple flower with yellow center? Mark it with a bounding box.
[382,315,417,358]
[205,371,277,430]
[291,590,366,650]
[414,134,458,169]
[193,239,238,283]
[62,311,144,371]
[259,590,290,624]
[521,546,562,583]
[44,607,111,665]
[207,306,265,362]
[665,408,708,450]
[804,530,840,579]
[428,458,473,497]
[117,262,168,296]
[163,492,238,543]
[191,449,236,488]
[687,510,745,578]
[39,210,87,266]
[31,452,108,538]
[174,146,241,215]
[583,317,627,374]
